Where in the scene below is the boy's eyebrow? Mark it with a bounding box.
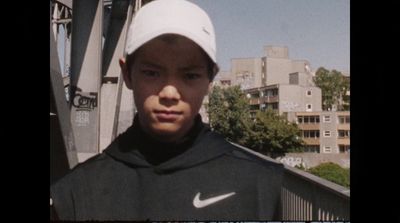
[137,61,164,69]
[138,61,206,71]
[179,65,207,71]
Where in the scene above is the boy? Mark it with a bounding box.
[50,0,284,220]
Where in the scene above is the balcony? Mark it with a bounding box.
[303,137,320,145]
[337,138,350,145]
[260,95,278,103]
[337,123,350,130]
[298,123,320,130]
[233,143,350,221]
[249,98,260,105]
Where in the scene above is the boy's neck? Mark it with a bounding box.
[132,114,204,165]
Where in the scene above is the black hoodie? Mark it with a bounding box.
[50,115,284,221]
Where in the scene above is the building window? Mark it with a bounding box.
[304,145,319,153]
[324,146,332,153]
[250,92,259,98]
[306,104,312,112]
[323,115,331,123]
[302,130,320,138]
[324,131,331,137]
[312,130,320,138]
[339,115,350,124]
[298,115,320,124]
[338,130,350,138]
[339,145,350,153]
[297,116,303,124]
[306,90,312,96]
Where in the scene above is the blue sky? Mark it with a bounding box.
[192,0,350,74]
[57,0,349,75]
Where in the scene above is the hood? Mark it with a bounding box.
[104,115,233,173]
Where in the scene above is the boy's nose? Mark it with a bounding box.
[159,85,181,101]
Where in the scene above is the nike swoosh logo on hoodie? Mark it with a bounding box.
[193,192,236,208]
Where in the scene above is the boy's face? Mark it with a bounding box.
[120,35,211,142]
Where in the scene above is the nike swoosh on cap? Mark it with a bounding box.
[193,192,236,208]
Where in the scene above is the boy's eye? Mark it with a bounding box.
[141,70,160,78]
[185,73,202,80]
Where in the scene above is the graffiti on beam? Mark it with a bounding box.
[71,88,98,127]
[72,92,98,111]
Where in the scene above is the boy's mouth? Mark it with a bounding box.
[153,109,183,122]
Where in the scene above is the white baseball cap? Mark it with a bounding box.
[124,0,217,63]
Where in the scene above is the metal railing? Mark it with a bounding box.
[281,165,350,220]
[232,143,350,221]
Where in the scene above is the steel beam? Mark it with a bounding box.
[55,0,72,9]
[99,0,134,152]
[70,0,103,161]
[50,5,78,183]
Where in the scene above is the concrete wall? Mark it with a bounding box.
[279,85,304,113]
[213,70,233,88]
[278,85,322,114]
[291,60,310,73]
[320,111,339,153]
[289,72,315,87]
[289,73,299,85]
[231,46,315,89]
[231,58,262,89]
[265,57,292,85]
[277,152,350,169]
[303,86,322,112]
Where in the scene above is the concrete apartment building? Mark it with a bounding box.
[240,46,322,117]
[232,46,312,88]
[244,84,322,117]
[218,45,350,158]
[213,70,233,88]
[286,111,350,154]
[243,85,350,155]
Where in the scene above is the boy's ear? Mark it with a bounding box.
[119,57,133,90]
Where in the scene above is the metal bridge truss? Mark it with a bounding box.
[50,0,152,183]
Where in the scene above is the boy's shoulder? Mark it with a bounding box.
[221,141,284,173]
[203,130,284,172]
[51,152,113,187]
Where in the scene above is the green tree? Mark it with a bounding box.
[245,110,304,158]
[208,86,304,158]
[308,162,350,188]
[207,86,251,145]
[313,67,350,111]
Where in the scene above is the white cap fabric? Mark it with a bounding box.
[125,0,217,63]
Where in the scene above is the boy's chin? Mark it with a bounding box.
[150,124,185,142]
